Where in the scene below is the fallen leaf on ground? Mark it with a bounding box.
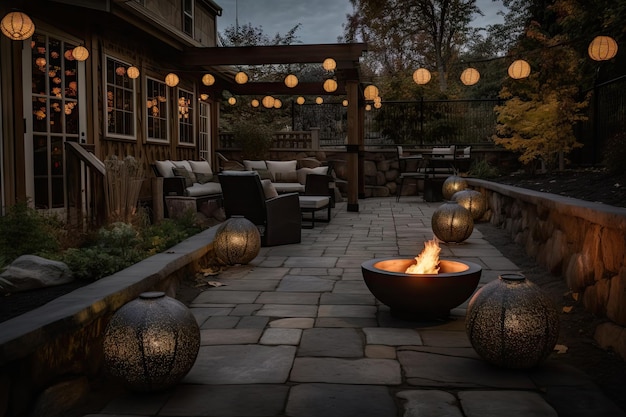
[554,344,568,354]
[572,292,579,301]
[207,281,226,287]
[562,306,573,313]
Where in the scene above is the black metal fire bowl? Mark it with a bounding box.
[361,257,482,319]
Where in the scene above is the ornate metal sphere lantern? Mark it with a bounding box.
[103,292,200,391]
[213,216,261,265]
[442,175,468,200]
[466,273,559,369]
[452,189,486,220]
[431,201,474,243]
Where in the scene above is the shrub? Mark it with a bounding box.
[603,131,626,174]
[232,120,274,160]
[468,159,499,179]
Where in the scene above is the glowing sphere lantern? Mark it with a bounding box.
[262,96,275,108]
[588,36,618,61]
[284,74,298,88]
[127,66,140,79]
[412,68,432,85]
[460,68,480,86]
[103,292,200,391]
[72,46,89,61]
[508,59,531,79]
[202,73,215,86]
[296,96,305,105]
[323,78,338,93]
[452,189,486,221]
[363,85,379,101]
[442,175,468,200]
[213,216,261,265]
[235,71,248,84]
[431,200,474,243]
[1,11,35,41]
[322,58,336,71]
[165,73,179,87]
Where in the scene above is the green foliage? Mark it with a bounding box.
[232,120,274,160]
[139,212,202,256]
[603,131,626,174]
[468,159,500,179]
[0,201,60,263]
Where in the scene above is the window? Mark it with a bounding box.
[183,0,194,36]
[105,56,135,138]
[198,101,210,160]
[178,88,194,145]
[146,77,168,142]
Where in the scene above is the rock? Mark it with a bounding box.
[0,255,73,294]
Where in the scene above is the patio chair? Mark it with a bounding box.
[218,171,301,246]
[396,146,426,201]
[299,173,333,228]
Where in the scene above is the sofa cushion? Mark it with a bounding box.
[273,182,305,194]
[195,172,214,184]
[155,160,176,178]
[266,160,297,182]
[253,168,273,180]
[188,160,213,175]
[172,167,196,187]
[261,179,279,199]
[186,182,222,197]
[273,170,299,183]
[297,166,329,185]
[243,160,268,171]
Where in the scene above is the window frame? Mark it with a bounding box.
[182,0,194,37]
[177,87,195,146]
[103,55,137,140]
[145,76,170,143]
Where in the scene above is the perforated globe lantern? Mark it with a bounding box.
[508,60,531,79]
[213,216,261,265]
[442,175,468,200]
[412,68,431,85]
[1,11,35,40]
[460,68,480,86]
[284,74,298,88]
[452,189,486,221]
[103,292,200,392]
[431,201,474,243]
[588,36,618,61]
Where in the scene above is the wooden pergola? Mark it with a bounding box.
[181,42,369,212]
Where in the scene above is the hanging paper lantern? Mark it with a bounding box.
[72,46,89,61]
[296,96,305,105]
[202,73,215,86]
[365,104,372,111]
[412,68,432,85]
[342,99,348,107]
[127,66,140,79]
[460,68,480,86]
[431,200,474,243]
[165,73,179,87]
[508,59,531,79]
[363,85,379,101]
[315,97,323,105]
[213,216,261,265]
[273,98,282,108]
[323,78,338,93]
[322,58,336,71]
[588,36,618,61]
[234,71,248,84]
[262,96,275,108]
[284,74,298,88]
[228,97,236,105]
[251,99,260,107]
[1,11,35,41]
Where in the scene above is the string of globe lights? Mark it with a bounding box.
[3,10,617,109]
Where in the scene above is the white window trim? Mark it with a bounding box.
[177,87,195,146]
[145,76,170,143]
[183,0,194,38]
[103,54,137,140]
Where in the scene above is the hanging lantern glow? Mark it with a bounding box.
[412,68,432,85]
[200,93,209,101]
[588,36,618,61]
[1,11,35,41]
[460,68,480,86]
[342,99,348,107]
[228,97,236,105]
[322,58,336,71]
[315,97,323,105]
[251,99,260,107]
[35,57,46,68]
[296,96,305,105]
[165,73,179,87]
[284,74,298,88]
[365,104,372,111]
[127,66,140,79]
[363,85,379,101]
[273,98,282,108]
[262,96,275,108]
[235,71,248,84]
[202,73,215,86]
[507,60,531,79]
[72,46,89,61]
[374,101,382,109]
[323,78,338,93]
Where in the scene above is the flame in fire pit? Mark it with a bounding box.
[406,239,441,274]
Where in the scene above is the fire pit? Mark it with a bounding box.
[361,240,482,319]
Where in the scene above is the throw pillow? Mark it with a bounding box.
[266,160,298,182]
[253,168,273,180]
[172,160,193,172]
[155,160,176,178]
[261,179,279,199]
[273,170,299,183]
[195,172,214,184]
[172,167,196,187]
[297,166,329,185]
[243,160,268,171]
[188,160,213,175]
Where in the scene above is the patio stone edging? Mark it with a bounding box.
[0,226,218,416]
[467,178,626,361]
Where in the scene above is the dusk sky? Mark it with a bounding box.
[216,0,506,44]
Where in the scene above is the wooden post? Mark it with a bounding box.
[346,80,360,212]
[152,177,164,222]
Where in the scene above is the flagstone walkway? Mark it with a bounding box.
[84,197,625,417]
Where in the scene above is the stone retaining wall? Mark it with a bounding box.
[467,178,626,361]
